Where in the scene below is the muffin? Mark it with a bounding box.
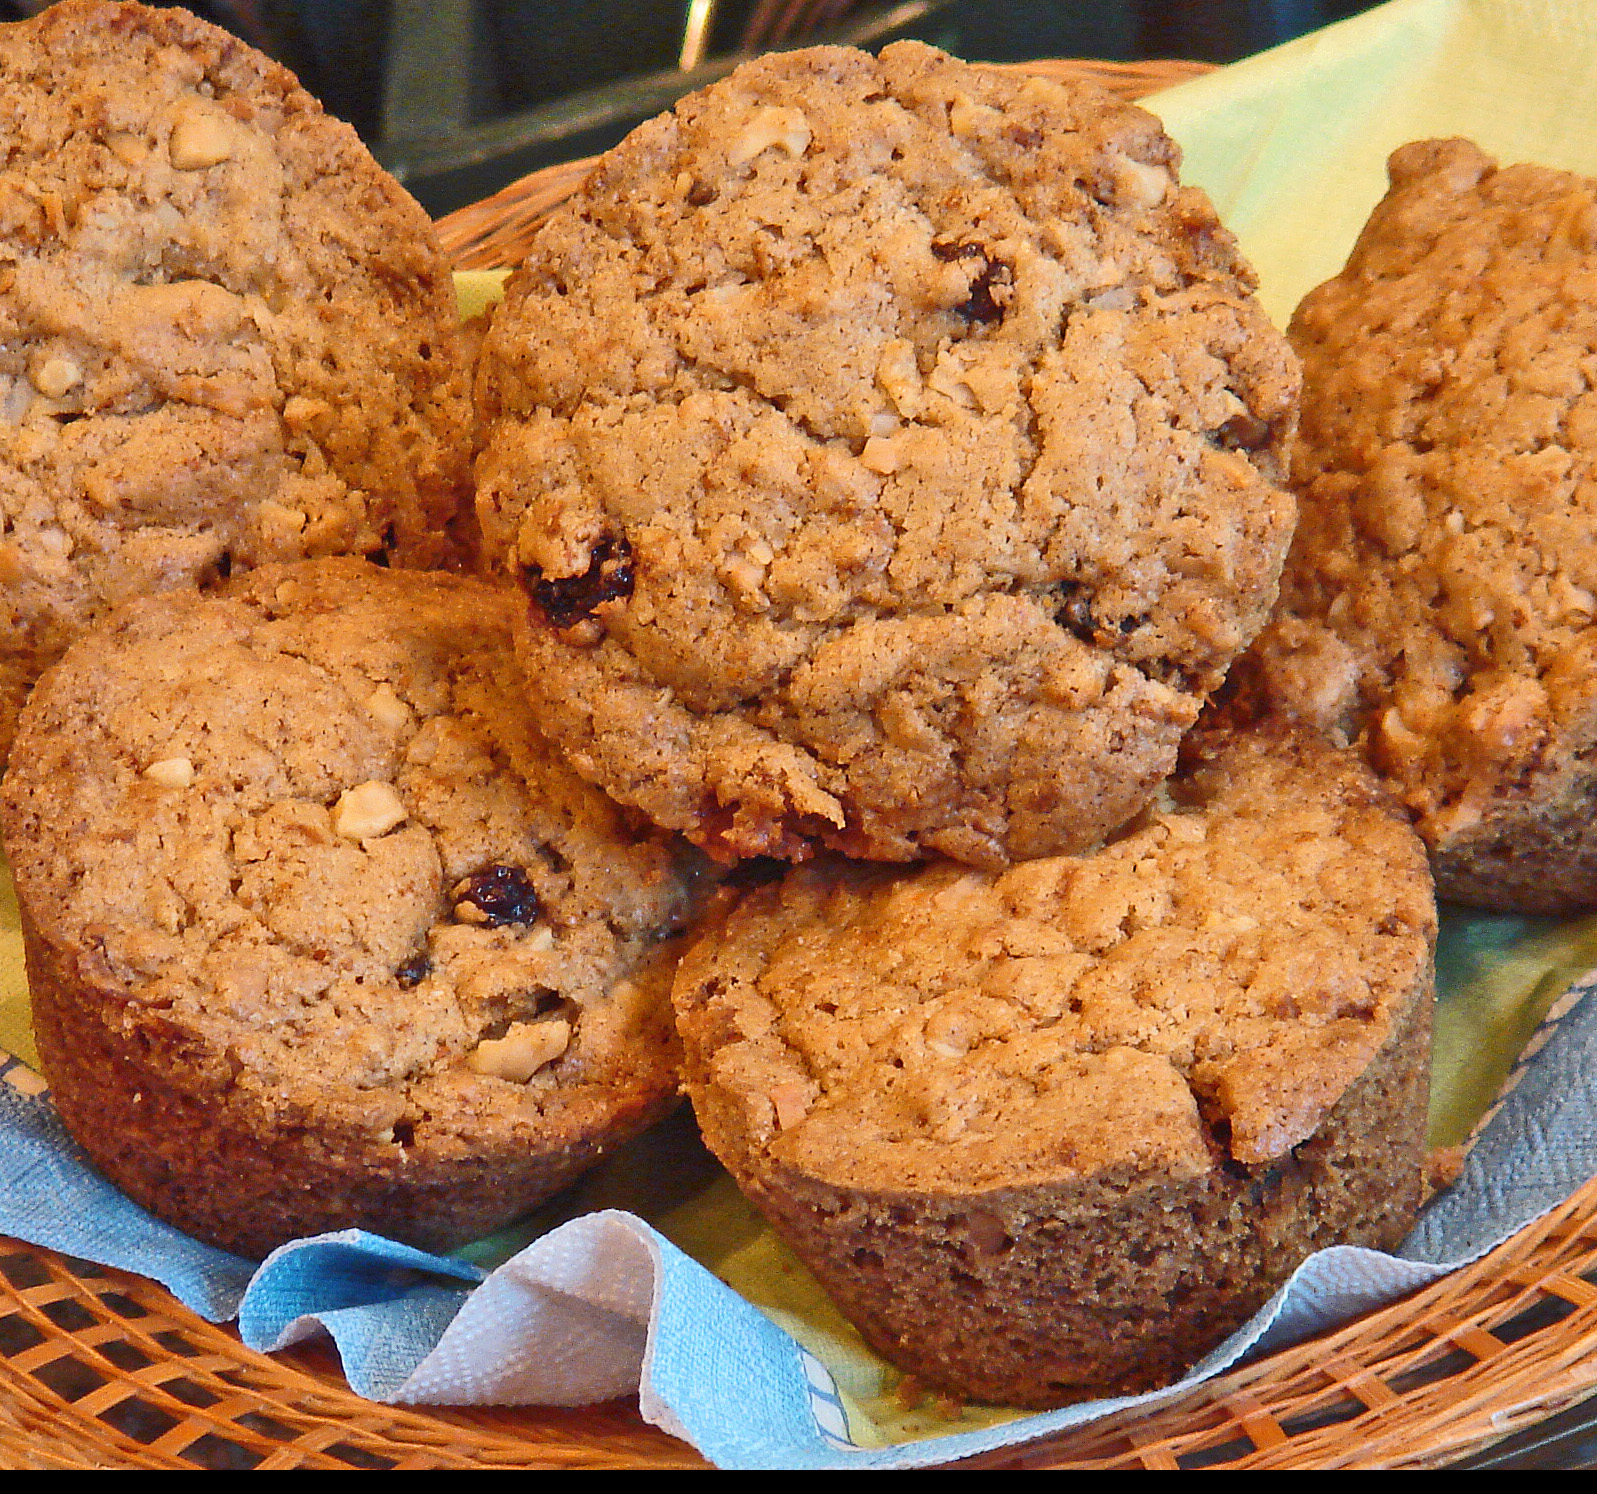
[0,0,473,761]
[1,560,709,1257]
[1235,138,1597,911]
[671,725,1435,1406]
[476,41,1299,869]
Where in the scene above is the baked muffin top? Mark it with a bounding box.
[1,560,709,1142]
[1241,139,1597,907]
[0,0,472,758]
[477,41,1299,869]
[672,726,1435,1194]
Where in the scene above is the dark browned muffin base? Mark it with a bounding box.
[25,908,679,1259]
[703,986,1430,1408]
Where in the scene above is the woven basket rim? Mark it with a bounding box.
[8,1164,1597,1468]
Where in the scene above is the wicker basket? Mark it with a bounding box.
[8,1166,1597,1468]
[6,56,1597,1471]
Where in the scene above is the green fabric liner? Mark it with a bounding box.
[1429,907,1597,1148]
[1154,0,1597,328]
[453,269,510,323]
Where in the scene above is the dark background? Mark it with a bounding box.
[2,1,1386,212]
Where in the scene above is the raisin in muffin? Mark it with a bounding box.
[1235,139,1597,911]
[1,559,709,1257]
[477,41,1298,870]
[0,1,473,762]
[672,725,1435,1406]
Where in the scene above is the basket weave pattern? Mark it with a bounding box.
[0,1243,705,1469]
[8,1170,1597,1468]
[5,57,1597,1470]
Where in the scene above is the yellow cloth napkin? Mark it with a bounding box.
[0,861,29,1069]
[453,269,510,323]
[1156,0,1597,325]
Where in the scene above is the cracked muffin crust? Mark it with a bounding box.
[476,42,1299,869]
[1235,139,1597,912]
[671,725,1435,1405]
[1,559,709,1257]
[0,1,473,763]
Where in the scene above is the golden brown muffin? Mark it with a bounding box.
[477,42,1298,870]
[0,1,473,762]
[2,560,710,1257]
[671,726,1435,1406]
[1236,138,1597,912]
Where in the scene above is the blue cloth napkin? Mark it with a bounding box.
[5,966,1596,1470]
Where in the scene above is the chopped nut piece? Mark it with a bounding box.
[861,435,903,475]
[466,1019,572,1082]
[281,393,329,430]
[719,551,767,598]
[2,377,31,424]
[1210,446,1260,488]
[254,500,306,545]
[927,357,977,409]
[948,94,998,137]
[144,756,194,788]
[333,780,407,839]
[770,1081,811,1130]
[729,105,812,165]
[363,682,412,732]
[1107,151,1171,208]
[168,103,234,169]
[103,130,147,166]
[31,355,81,399]
[1082,284,1134,312]
[875,339,923,418]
